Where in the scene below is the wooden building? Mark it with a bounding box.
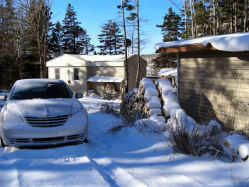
[155,33,249,133]
[46,54,147,97]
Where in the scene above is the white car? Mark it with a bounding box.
[0,79,88,147]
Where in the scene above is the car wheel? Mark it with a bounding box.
[1,137,6,148]
[84,137,88,143]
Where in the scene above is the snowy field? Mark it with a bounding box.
[0,96,249,187]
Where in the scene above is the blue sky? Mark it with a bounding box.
[51,0,181,55]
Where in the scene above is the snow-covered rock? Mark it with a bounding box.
[238,143,249,161]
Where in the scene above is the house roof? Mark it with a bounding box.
[157,68,177,77]
[154,33,249,53]
[46,54,135,67]
[87,76,124,83]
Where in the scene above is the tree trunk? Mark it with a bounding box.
[235,2,238,33]
[135,0,140,87]
[245,0,248,32]
[213,0,216,35]
[217,0,221,35]
[193,1,197,37]
[231,1,234,33]
[184,0,187,39]
[190,0,195,38]
[121,0,129,94]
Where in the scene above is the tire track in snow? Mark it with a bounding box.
[83,139,147,187]
[0,147,20,187]
[88,155,147,187]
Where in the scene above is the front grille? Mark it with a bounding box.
[25,115,69,127]
[15,138,30,143]
[66,134,80,140]
[32,137,65,143]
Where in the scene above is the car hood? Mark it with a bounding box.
[5,98,81,117]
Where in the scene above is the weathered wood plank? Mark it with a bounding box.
[180,103,249,118]
[179,77,249,84]
[178,85,249,95]
[179,51,249,60]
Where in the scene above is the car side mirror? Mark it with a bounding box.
[0,95,7,101]
[76,93,83,99]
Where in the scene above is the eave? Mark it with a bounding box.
[156,43,217,54]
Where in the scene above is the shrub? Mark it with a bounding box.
[167,117,221,156]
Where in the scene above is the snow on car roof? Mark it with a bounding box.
[157,68,177,77]
[154,33,249,52]
[87,76,124,83]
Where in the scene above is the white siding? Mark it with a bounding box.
[48,67,87,95]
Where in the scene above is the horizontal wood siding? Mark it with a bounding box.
[178,50,249,132]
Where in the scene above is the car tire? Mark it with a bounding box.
[84,137,88,143]
[1,137,6,148]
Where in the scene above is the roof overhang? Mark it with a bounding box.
[87,76,124,83]
[156,43,217,53]
[154,33,249,54]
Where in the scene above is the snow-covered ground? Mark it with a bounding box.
[0,96,249,187]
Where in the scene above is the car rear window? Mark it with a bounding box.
[10,82,73,100]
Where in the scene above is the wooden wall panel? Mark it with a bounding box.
[178,51,249,132]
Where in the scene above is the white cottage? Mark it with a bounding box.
[46,54,147,97]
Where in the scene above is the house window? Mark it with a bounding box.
[74,68,79,80]
[55,68,60,79]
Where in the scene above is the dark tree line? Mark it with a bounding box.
[0,1,96,89]
[154,0,249,69]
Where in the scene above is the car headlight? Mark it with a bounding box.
[71,99,83,114]
[2,110,24,128]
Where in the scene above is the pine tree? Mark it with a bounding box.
[157,7,183,42]
[155,7,182,69]
[62,3,81,54]
[97,20,124,55]
[48,21,63,57]
[80,29,94,55]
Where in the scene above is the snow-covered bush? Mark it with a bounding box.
[167,109,222,156]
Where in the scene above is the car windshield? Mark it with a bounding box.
[10,82,73,100]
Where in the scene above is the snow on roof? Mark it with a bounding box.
[87,76,124,83]
[154,33,249,52]
[75,55,133,62]
[157,68,177,77]
[46,54,136,67]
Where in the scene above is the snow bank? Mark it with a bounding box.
[157,68,177,77]
[154,33,249,52]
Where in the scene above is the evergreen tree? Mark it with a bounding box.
[80,29,94,55]
[48,21,63,57]
[62,3,81,54]
[156,7,183,42]
[97,20,125,55]
[155,7,182,69]
[61,3,94,55]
